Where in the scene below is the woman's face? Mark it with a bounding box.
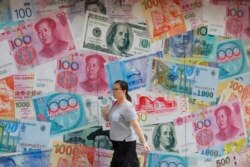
[112,83,125,99]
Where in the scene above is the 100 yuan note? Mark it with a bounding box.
[32,92,88,135]
[146,57,219,102]
[55,51,118,97]
[1,10,76,72]
[82,11,163,57]
[190,100,246,150]
[207,2,250,40]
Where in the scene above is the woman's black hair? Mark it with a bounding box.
[114,80,132,102]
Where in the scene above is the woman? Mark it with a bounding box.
[101,80,150,167]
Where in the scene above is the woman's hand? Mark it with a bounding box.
[143,142,151,152]
[101,105,109,121]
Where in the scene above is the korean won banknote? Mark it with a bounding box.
[146,57,219,102]
[33,92,88,135]
[105,51,163,92]
[1,10,76,71]
[82,11,163,57]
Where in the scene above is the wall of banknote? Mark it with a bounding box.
[1,0,250,166]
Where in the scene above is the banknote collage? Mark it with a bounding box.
[1,0,250,166]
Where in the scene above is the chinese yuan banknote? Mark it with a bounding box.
[32,93,88,135]
[82,11,163,57]
[164,26,217,63]
[0,150,51,167]
[9,0,34,21]
[132,91,189,125]
[0,76,15,118]
[213,148,250,167]
[55,51,118,97]
[1,10,76,72]
[207,2,250,40]
[191,100,246,150]
[141,0,187,41]
[50,141,95,167]
[105,51,163,92]
[215,39,249,80]
[0,119,51,154]
[146,57,219,102]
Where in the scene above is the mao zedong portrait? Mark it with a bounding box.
[153,122,178,152]
[34,18,69,59]
[214,105,240,141]
[79,54,109,94]
[106,23,133,57]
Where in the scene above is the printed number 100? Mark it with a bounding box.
[142,0,163,10]
[14,7,32,19]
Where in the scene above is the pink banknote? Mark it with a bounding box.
[55,51,118,96]
[192,100,246,150]
[2,10,76,71]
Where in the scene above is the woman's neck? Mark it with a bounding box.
[116,97,127,105]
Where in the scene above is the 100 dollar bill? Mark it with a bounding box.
[82,11,163,57]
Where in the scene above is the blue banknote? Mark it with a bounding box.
[216,39,249,80]
[33,93,88,135]
[0,119,50,154]
[105,51,163,91]
[146,58,219,102]
[0,0,20,30]
[0,150,51,167]
[147,151,189,167]
[0,119,20,153]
